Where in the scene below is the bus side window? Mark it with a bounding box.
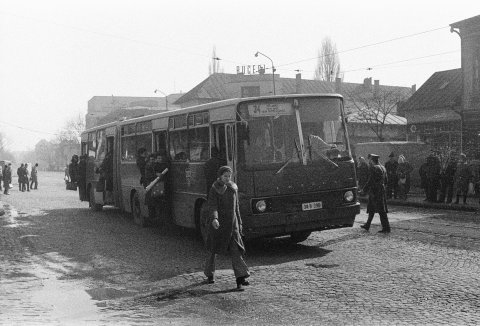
[189,127,209,161]
[169,130,188,161]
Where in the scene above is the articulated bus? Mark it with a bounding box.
[80,94,360,243]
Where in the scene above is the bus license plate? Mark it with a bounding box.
[302,201,322,211]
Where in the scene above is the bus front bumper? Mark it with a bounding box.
[243,202,360,239]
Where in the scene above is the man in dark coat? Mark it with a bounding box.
[361,154,391,233]
[3,163,12,195]
[17,163,24,191]
[204,165,250,289]
[439,153,457,203]
[385,152,398,199]
[425,153,441,202]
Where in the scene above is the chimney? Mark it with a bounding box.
[411,84,416,93]
[295,73,302,94]
[374,80,380,94]
[335,77,342,93]
[363,77,372,89]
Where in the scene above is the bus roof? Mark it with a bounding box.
[83,93,343,134]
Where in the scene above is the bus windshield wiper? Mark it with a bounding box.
[274,155,295,175]
[274,139,301,175]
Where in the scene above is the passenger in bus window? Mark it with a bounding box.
[136,148,147,185]
[204,166,250,290]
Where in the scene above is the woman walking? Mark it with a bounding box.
[204,166,250,290]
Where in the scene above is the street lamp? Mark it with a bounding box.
[255,51,276,95]
[154,89,168,110]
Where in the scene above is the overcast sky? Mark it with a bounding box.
[0,0,478,151]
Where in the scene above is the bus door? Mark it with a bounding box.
[212,123,236,180]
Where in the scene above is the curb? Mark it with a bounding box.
[358,197,478,212]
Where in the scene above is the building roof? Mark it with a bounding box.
[347,111,407,125]
[174,73,412,105]
[401,68,462,112]
[450,15,480,29]
[406,108,461,125]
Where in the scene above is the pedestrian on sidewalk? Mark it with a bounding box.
[17,163,24,191]
[204,165,250,290]
[23,163,30,192]
[454,153,471,205]
[30,163,38,190]
[385,152,398,199]
[3,163,12,195]
[425,153,441,202]
[396,155,413,200]
[439,153,457,204]
[361,154,391,233]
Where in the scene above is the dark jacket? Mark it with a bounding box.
[454,162,472,195]
[206,180,245,255]
[3,166,12,184]
[364,163,388,214]
[385,160,398,183]
[136,156,147,185]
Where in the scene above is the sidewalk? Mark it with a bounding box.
[359,193,480,212]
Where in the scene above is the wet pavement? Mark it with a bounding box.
[1,172,480,325]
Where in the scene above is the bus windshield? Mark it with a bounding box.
[237,97,350,167]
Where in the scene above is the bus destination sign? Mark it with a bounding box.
[248,103,293,117]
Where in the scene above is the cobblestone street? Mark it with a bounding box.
[1,172,480,325]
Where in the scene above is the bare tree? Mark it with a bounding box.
[345,85,408,142]
[314,37,341,82]
[208,46,223,75]
[56,113,85,144]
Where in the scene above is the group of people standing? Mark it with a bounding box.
[16,163,39,192]
[420,151,475,205]
[0,162,38,195]
[357,152,413,201]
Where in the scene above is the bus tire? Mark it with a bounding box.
[290,231,311,243]
[131,192,145,227]
[89,186,103,211]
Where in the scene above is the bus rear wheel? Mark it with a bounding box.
[89,186,103,211]
[290,231,311,243]
[131,192,145,227]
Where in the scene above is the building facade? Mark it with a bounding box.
[451,15,480,158]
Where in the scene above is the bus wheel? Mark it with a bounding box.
[131,192,145,227]
[290,231,311,243]
[89,186,103,211]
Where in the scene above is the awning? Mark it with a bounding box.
[406,109,460,124]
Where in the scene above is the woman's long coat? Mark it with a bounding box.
[364,164,388,214]
[454,162,472,195]
[206,180,245,255]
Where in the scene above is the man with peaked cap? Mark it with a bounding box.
[361,154,391,233]
[385,152,398,199]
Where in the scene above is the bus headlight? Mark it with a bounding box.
[255,200,267,213]
[344,191,354,202]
